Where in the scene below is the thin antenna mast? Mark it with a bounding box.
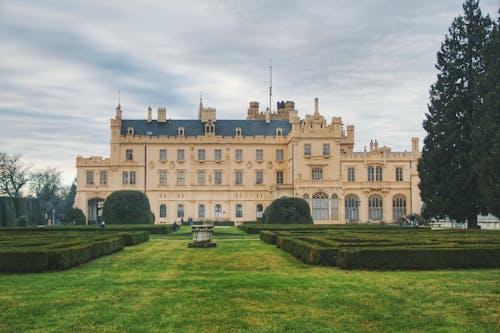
[269,59,272,112]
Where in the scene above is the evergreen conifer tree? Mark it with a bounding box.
[419,0,493,228]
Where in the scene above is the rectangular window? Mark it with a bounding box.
[198,171,206,185]
[323,144,330,156]
[256,149,263,161]
[235,204,243,218]
[177,204,184,218]
[235,171,243,185]
[312,167,323,180]
[304,144,311,157]
[122,171,129,185]
[235,149,243,161]
[177,149,184,161]
[99,171,107,185]
[376,166,383,181]
[215,149,222,161]
[126,149,133,161]
[368,166,374,182]
[159,171,168,185]
[256,171,263,185]
[214,171,222,185]
[130,171,136,185]
[198,149,205,161]
[276,171,283,184]
[86,171,94,185]
[396,167,403,181]
[198,204,205,218]
[160,149,167,161]
[276,149,284,161]
[347,167,355,182]
[177,171,185,185]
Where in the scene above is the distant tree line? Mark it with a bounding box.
[419,0,500,227]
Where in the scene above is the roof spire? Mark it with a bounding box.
[198,92,203,120]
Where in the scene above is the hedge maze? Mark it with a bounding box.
[245,225,500,270]
[0,230,150,273]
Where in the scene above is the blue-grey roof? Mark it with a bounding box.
[121,119,291,137]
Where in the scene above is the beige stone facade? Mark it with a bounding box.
[75,98,422,224]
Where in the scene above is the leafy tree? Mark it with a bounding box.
[62,208,86,225]
[262,197,313,224]
[102,190,154,224]
[0,153,30,198]
[419,0,493,228]
[473,11,500,218]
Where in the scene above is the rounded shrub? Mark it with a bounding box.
[262,197,313,224]
[102,190,153,224]
[63,208,86,225]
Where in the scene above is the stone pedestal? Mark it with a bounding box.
[188,224,217,248]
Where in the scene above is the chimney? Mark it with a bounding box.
[157,107,166,123]
[314,98,319,115]
[147,106,152,122]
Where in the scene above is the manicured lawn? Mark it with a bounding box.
[0,228,498,332]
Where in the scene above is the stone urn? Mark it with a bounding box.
[188,224,217,248]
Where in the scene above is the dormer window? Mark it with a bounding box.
[127,127,134,136]
[205,122,215,135]
[178,127,185,136]
[276,128,283,137]
[235,128,242,136]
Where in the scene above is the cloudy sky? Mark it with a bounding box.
[1,0,498,184]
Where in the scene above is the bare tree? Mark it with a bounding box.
[29,168,64,220]
[0,152,31,198]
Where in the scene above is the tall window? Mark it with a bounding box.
[276,171,283,184]
[345,195,359,222]
[312,167,323,180]
[235,149,243,161]
[198,149,205,161]
[86,171,94,185]
[160,204,167,218]
[177,171,185,185]
[256,171,263,185]
[368,166,374,181]
[393,195,407,221]
[130,171,136,185]
[122,171,128,185]
[256,149,263,161]
[256,204,263,219]
[198,171,206,185]
[177,149,184,161]
[323,144,330,156]
[198,204,205,218]
[396,167,403,181]
[331,194,339,220]
[376,166,383,181]
[214,171,222,185]
[312,192,329,220]
[99,171,107,185]
[177,204,184,218]
[126,149,133,160]
[276,149,284,161]
[160,149,167,161]
[348,167,355,182]
[215,204,222,218]
[159,171,168,185]
[304,144,311,157]
[215,149,222,161]
[235,171,243,185]
[235,204,243,218]
[369,195,383,221]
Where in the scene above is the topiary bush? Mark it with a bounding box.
[63,208,86,225]
[102,190,154,224]
[262,197,313,224]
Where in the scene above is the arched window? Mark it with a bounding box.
[205,122,215,135]
[368,195,383,221]
[312,192,328,220]
[215,204,222,218]
[256,204,263,219]
[235,204,243,218]
[276,128,283,137]
[177,204,184,218]
[178,127,185,136]
[127,127,134,136]
[345,195,359,222]
[159,204,167,218]
[331,194,339,220]
[235,128,242,136]
[198,204,205,218]
[392,195,407,221]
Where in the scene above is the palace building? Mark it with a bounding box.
[75,97,422,224]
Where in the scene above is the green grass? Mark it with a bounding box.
[0,229,498,332]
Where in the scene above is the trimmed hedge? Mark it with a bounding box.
[1,224,172,234]
[262,197,313,224]
[102,190,154,224]
[0,197,43,227]
[63,208,86,225]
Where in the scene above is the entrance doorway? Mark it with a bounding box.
[88,198,105,224]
